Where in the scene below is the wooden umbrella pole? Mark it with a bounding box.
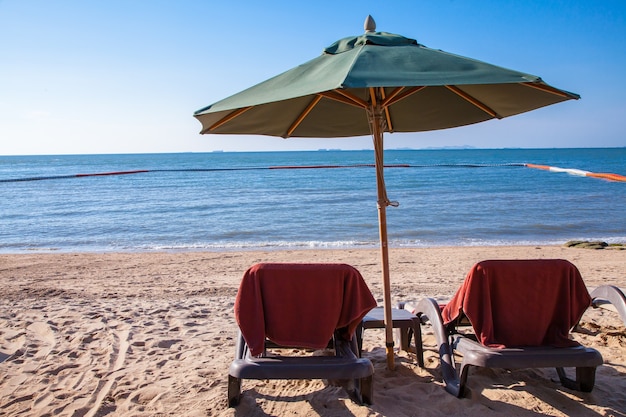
[369,97,395,370]
[376,161,395,371]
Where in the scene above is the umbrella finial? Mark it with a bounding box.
[364,15,376,32]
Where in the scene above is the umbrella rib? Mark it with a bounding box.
[379,88,394,132]
[380,87,404,108]
[319,91,367,109]
[382,86,426,108]
[285,95,323,137]
[522,82,578,99]
[208,106,253,132]
[445,85,499,118]
[332,90,369,108]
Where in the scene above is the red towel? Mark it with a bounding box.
[442,259,591,348]
[234,263,377,357]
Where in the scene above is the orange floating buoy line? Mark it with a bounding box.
[525,163,626,182]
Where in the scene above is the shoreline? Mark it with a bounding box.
[1,245,625,416]
[3,239,625,255]
[3,236,625,254]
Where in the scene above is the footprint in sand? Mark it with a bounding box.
[79,328,131,417]
[18,321,57,373]
[0,328,26,363]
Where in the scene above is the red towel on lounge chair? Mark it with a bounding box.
[441,259,591,348]
[235,263,377,357]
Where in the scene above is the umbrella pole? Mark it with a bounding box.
[377,181,395,371]
[371,109,396,371]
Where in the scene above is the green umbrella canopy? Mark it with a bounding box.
[194,24,579,138]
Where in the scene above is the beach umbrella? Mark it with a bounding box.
[193,16,579,369]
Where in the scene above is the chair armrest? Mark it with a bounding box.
[412,298,462,397]
[590,285,626,325]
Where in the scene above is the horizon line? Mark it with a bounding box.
[2,145,625,158]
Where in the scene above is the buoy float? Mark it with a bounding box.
[525,163,626,182]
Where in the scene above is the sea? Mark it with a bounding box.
[1,148,625,254]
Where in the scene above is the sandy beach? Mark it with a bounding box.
[1,245,625,416]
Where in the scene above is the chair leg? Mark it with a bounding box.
[411,316,424,367]
[360,375,374,405]
[558,367,597,392]
[227,375,242,407]
[336,378,364,405]
[344,375,373,405]
[577,367,597,392]
[398,326,410,352]
[398,302,425,366]
[453,362,469,398]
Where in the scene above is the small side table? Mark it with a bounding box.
[356,306,424,366]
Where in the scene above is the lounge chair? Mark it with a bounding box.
[228,263,377,407]
[590,285,626,326]
[405,259,603,397]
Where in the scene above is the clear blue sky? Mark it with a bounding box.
[1,0,625,155]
